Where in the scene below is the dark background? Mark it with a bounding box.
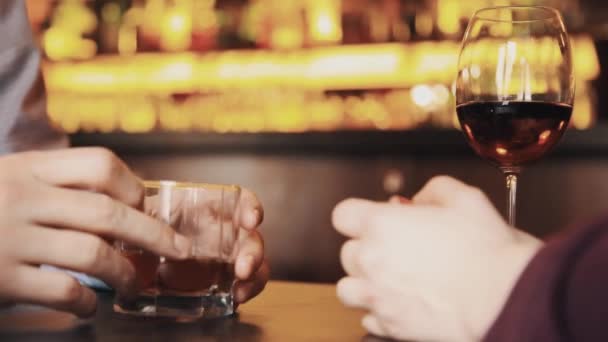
[72,128,608,283]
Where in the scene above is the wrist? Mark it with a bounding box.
[470,230,543,340]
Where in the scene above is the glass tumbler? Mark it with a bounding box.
[114,180,241,319]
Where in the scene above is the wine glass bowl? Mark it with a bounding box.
[455,6,574,225]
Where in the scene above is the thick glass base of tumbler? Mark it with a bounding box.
[113,292,157,317]
[155,292,234,319]
[113,292,234,319]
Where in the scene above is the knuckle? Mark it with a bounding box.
[250,229,264,251]
[340,240,357,269]
[245,189,264,216]
[22,150,44,164]
[334,198,356,214]
[80,236,110,270]
[336,278,350,299]
[90,148,121,187]
[463,186,487,203]
[358,246,379,274]
[129,181,145,208]
[96,195,123,230]
[427,175,454,189]
[154,224,174,248]
[90,147,117,163]
[55,277,83,306]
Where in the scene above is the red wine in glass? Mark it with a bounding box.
[455,6,574,225]
[457,101,572,167]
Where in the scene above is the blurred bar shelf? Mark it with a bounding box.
[44,36,599,134]
[70,126,608,157]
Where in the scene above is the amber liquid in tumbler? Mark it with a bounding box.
[121,250,160,291]
[116,250,235,317]
[158,258,235,294]
[456,101,572,167]
[121,251,234,294]
[155,258,236,318]
[113,249,159,315]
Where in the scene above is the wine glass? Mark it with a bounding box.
[456,6,574,226]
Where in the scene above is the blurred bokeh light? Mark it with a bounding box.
[26,0,599,134]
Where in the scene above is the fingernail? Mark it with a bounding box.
[234,284,247,304]
[173,234,191,257]
[238,255,254,278]
[247,209,260,227]
[80,290,98,318]
[397,197,410,204]
[390,195,410,204]
[362,315,373,330]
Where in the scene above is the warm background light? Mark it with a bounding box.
[308,0,342,44]
[25,0,598,134]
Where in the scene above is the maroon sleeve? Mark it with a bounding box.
[483,216,608,342]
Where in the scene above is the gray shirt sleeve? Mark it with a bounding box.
[0,2,108,290]
[0,1,67,154]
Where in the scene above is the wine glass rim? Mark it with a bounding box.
[473,5,561,23]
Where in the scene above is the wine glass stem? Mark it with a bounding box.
[505,172,519,226]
